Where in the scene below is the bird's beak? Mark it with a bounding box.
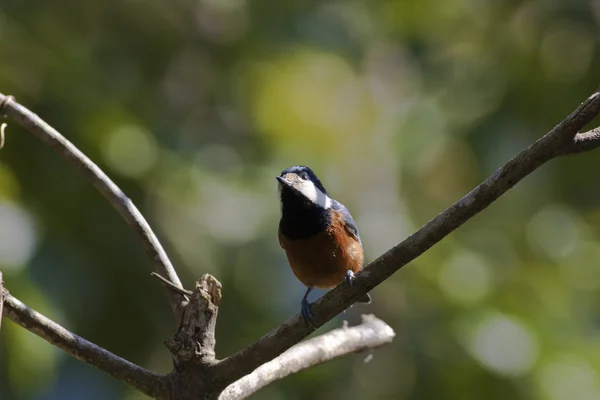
[276,176,291,187]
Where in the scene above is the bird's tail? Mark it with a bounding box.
[357,293,371,304]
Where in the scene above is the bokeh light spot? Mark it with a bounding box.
[195,174,268,243]
[536,355,600,400]
[249,48,375,156]
[540,23,594,82]
[527,205,582,262]
[0,201,38,268]
[102,124,158,178]
[438,250,493,305]
[468,312,538,376]
[559,241,600,291]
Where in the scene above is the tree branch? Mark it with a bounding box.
[0,93,397,399]
[151,272,193,297]
[1,288,168,399]
[214,89,600,387]
[562,127,600,155]
[1,87,599,399]
[0,93,185,316]
[219,315,395,400]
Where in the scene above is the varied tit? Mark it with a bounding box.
[276,165,371,325]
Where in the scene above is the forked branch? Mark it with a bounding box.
[0,93,185,316]
[1,88,599,399]
[564,127,600,154]
[219,315,395,400]
[0,92,397,399]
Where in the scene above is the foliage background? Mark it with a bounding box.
[1,0,600,399]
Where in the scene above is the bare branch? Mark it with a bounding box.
[214,89,600,385]
[2,87,599,399]
[562,127,600,155]
[219,315,395,400]
[2,289,168,399]
[0,93,185,316]
[151,272,193,297]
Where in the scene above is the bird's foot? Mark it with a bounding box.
[301,298,315,326]
[344,270,356,287]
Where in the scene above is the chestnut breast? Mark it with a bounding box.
[279,209,364,289]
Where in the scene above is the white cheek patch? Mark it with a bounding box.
[297,180,332,209]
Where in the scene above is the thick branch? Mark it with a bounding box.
[2,289,168,398]
[219,315,395,400]
[215,90,600,385]
[0,93,184,315]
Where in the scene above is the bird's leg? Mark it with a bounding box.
[344,270,356,286]
[301,287,315,325]
[345,270,372,304]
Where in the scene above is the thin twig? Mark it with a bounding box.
[219,315,395,400]
[0,123,6,149]
[214,88,600,387]
[0,92,185,316]
[151,272,193,297]
[2,289,169,398]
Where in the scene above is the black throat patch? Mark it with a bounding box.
[279,186,330,240]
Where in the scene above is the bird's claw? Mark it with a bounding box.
[344,270,356,287]
[301,298,315,326]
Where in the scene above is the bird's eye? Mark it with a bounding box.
[299,172,309,180]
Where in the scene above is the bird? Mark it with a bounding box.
[276,165,371,325]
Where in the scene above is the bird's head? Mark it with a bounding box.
[276,165,332,209]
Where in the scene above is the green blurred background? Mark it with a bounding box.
[1,0,600,399]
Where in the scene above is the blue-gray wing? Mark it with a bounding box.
[332,200,362,247]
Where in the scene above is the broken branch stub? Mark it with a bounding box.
[166,274,222,365]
